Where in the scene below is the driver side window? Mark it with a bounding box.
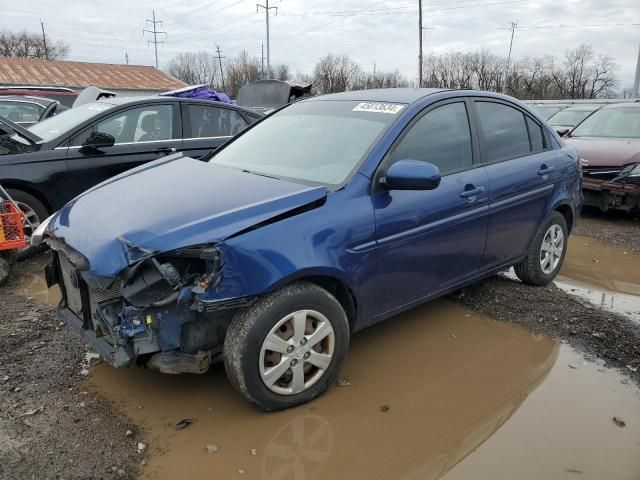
[390,102,473,175]
[71,105,174,146]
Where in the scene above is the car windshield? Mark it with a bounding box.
[531,105,564,120]
[28,101,115,142]
[572,107,640,138]
[548,109,595,127]
[210,100,403,187]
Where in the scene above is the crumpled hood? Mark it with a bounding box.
[48,155,327,276]
[565,137,640,167]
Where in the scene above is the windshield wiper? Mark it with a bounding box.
[242,169,281,180]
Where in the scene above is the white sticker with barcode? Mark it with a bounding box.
[352,102,405,114]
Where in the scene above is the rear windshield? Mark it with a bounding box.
[572,107,640,138]
[28,102,115,143]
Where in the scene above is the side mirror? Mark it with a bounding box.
[83,131,115,149]
[382,159,442,191]
[556,128,570,138]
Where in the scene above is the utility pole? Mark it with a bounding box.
[502,22,517,94]
[125,51,129,65]
[257,0,278,78]
[418,0,423,87]
[214,44,227,92]
[143,10,166,68]
[40,20,48,60]
[261,43,265,79]
[633,42,640,98]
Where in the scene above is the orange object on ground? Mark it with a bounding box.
[0,201,27,251]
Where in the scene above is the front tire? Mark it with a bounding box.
[514,211,568,286]
[223,282,350,411]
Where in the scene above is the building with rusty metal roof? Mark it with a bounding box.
[0,57,186,97]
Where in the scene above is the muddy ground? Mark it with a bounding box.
[0,265,142,479]
[0,209,638,479]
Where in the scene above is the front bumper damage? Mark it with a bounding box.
[46,239,255,373]
[582,163,640,212]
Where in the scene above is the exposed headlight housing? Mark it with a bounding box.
[121,245,221,308]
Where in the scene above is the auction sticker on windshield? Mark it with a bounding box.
[353,102,405,114]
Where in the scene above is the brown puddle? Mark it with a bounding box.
[561,235,640,296]
[8,257,61,305]
[85,301,640,480]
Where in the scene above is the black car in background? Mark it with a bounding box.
[0,96,262,254]
[0,95,67,127]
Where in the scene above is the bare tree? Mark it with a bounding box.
[224,50,261,98]
[272,63,291,81]
[167,51,220,87]
[0,29,69,60]
[312,54,361,93]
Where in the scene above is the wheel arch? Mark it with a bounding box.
[272,270,359,332]
[552,200,575,233]
[1,180,53,214]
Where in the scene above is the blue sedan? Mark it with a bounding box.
[37,88,581,410]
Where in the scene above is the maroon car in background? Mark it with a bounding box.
[0,86,79,107]
[565,102,640,213]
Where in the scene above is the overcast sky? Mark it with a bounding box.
[4,0,639,89]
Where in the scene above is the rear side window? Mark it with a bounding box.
[390,102,473,175]
[526,116,544,151]
[186,105,248,138]
[476,102,531,162]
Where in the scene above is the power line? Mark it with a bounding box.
[500,22,640,29]
[143,10,167,68]
[257,0,278,78]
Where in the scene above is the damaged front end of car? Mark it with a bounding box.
[45,236,254,374]
[582,162,640,212]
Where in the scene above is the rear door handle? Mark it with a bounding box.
[537,165,555,176]
[153,147,177,155]
[460,186,485,199]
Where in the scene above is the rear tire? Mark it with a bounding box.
[514,211,568,286]
[223,282,350,411]
[6,189,48,261]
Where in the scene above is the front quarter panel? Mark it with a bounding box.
[198,174,377,328]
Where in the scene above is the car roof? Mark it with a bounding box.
[308,88,449,104]
[0,95,56,107]
[94,96,261,115]
[600,102,640,109]
[558,105,601,111]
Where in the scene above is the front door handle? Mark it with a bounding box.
[537,165,555,176]
[460,185,485,199]
[153,147,177,155]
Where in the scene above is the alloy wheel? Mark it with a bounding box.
[540,224,564,275]
[259,310,335,395]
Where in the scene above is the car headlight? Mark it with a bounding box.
[30,213,55,247]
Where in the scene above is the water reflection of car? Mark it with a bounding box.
[529,103,570,120]
[564,103,640,212]
[39,88,581,411]
[547,104,601,136]
[0,95,67,127]
[0,97,261,256]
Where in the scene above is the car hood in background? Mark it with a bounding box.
[565,136,640,167]
[48,155,327,276]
